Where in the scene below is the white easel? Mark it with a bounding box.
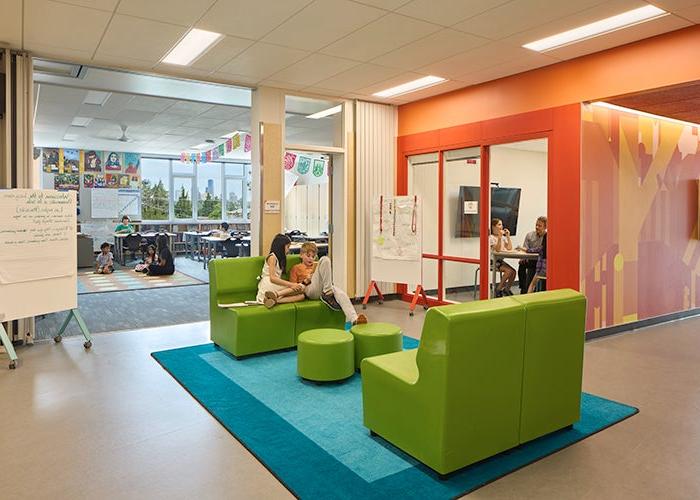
[362,195,429,316]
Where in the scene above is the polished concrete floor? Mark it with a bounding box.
[1,301,699,499]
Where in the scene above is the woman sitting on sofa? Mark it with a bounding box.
[257,233,305,308]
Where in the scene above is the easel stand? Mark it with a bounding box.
[362,280,429,317]
[362,280,385,308]
[0,324,19,370]
[55,309,93,349]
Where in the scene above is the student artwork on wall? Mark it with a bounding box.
[117,174,131,189]
[61,148,83,174]
[55,173,79,191]
[105,173,119,188]
[104,151,122,171]
[42,148,60,173]
[84,150,102,172]
[124,152,140,175]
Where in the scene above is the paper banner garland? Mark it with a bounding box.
[179,132,251,165]
[283,152,329,185]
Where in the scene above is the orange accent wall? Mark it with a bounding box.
[399,25,700,137]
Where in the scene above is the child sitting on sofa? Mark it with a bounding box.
[289,242,367,325]
[257,234,306,309]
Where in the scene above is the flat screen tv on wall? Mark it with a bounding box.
[456,186,522,237]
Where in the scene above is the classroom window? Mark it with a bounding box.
[141,158,170,221]
[245,164,252,220]
[173,177,194,219]
[197,162,222,220]
[225,163,244,176]
[225,178,244,221]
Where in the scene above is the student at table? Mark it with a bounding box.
[210,222,230,238]
[516,216,547,294]
[147,234,175,276]
[114,215,135,234]
[527,232,547,294]
[490,218,516,297]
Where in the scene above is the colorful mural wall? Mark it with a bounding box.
[581,103,700,331]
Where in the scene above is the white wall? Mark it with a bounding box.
[284,183,329,235]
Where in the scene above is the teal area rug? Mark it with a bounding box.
[152,338,638,499]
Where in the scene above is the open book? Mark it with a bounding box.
[217,300,259,308]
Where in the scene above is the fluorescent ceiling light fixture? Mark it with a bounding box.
[523,5,668,52]
[63,134,79,141]
[191,142,214,149]
[306,105,342,120]
[591,101,700,128]
[373,76,446,98]
[71,116,92,127]
[83,90,111,106]
[162,29,223,66]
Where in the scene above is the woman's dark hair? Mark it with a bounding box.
[122,215,130,223]
[269,233,291,273]
[100,242,110,250]
[155,234,169,254]
[221,222,229,231]
[146,244,156,255]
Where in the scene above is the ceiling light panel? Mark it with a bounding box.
[523,5,668,52]
[83,90,111,106]
[162,28,223,66]
[306,105,342,119]
[373,75,446,98]
[71,116,93,127]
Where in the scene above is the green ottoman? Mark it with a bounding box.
[297,329,354,382]
[350,322,403,370]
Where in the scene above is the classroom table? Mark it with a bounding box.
[491,250,539,298]
[183,231,211,261]
[113,232,176,266]
[202,235,252,269]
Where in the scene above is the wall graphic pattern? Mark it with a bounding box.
[581,103,700,331]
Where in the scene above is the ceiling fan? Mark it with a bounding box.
[116,124,133,143]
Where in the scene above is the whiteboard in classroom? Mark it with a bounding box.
[118,188,141,217]
[370,195,422,285]
[91,188,119,218]
[0,190,77,322]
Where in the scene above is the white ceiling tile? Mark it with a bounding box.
[196,0,312,40]
[149,114,190,126]
[166,101,216,115]
[151,63,215,81]
[371,28,489,70]
[117,0,216,26]
[182,117,227,128]
[543,14,692,61]
[676,4,700,21]
[321,13,442,61]
[266,54,359,87]
[301,87,349,97]
[53,0,118,11]
[23,44,95,64]
[452,0,604,40]
[312,63,404,92]
[417,41,533,79]
[199,105,250,120]
[453,52,559,84]
[24,0,111,53]
[351,0,410,9]
[257,80,307,92]
[209,72,261,87]
[263,0,385,51]
[126,96,176,113]
[397,0,511,27]
[0,0,22,46]
[115,109,158,125]
[190,36,254,71]
[652,0,700,10]
[167,126,204,136]
[96,14,187,62]
[218,42,309,80]
[91,55,157,72]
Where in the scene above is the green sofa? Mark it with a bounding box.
[361,289,586,476]
[209,256,345,357]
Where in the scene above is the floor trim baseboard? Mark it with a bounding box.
[587,308,700,340]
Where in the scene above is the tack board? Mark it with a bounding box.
[370,195,422,285]
[0,190,77,322]
[91,188,118,218]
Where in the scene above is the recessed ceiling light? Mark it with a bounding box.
[83,90,111,106]
[523,5,668,52]
[71,116,92,127]
[63,134,79,141]
[591,101,700,128]
[373,76,446,98]
[306,105,342,120]
[162,28,223,66]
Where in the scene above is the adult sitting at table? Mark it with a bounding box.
[490,218,516,297]
[114,215,134,234]
[516,215,547,294]
[527,232,547,293]
[147,234,175,276]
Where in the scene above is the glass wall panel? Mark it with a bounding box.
[285,95,343,148]
[173,177,193,219]
[197,162,222,220]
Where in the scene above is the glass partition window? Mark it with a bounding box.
[141,158,170,220]
[285,95,343,148]
[197,163,222,220]
[173,177,193,219]
[283,151,330,235]
[225,178,244,220]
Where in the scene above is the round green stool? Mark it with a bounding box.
[297,328,354,382]
[350,322,403,370]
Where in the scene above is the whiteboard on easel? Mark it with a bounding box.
[91,188,118,218]
[0,190,77,322]
[370,195,422,285]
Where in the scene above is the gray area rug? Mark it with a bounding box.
[35,284,210,341]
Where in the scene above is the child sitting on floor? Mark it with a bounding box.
[135,244,156,273]
[95,242,114,274]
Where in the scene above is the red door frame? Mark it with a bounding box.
[396,104,581,305]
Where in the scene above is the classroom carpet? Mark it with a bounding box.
[78,269,204,294]
[151,337,639,500]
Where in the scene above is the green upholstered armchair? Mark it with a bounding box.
[512,289,586,443]
[361,297,527,476]
[209,255,344,357]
